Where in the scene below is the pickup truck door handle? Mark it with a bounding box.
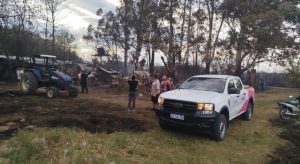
[237,95,240,98]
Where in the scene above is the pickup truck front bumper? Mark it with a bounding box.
[157,107,218,132]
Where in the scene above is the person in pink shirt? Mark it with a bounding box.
[151,74,161,111]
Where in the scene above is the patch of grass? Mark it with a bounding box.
[2,130,47,164]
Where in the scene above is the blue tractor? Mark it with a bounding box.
[20,55,78,98]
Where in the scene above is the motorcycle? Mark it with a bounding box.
[277,96,300,120]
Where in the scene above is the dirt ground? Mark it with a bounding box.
[0,83,156,140]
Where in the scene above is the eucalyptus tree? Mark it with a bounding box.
[222,0,300,76]
[43,0,66,54]
[131,0,153,70]
[83,9,123,65]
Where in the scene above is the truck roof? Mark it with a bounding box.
[192,74,237,79]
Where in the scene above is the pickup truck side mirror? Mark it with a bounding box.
[228,88,240,94]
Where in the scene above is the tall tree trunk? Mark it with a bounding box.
[123,1,130,76]
[150,46,155,75]
[178,0,187,65]
[135,34,142,70]
[234,51,242,76]
[195,51,198,68]
[44,15,48,52]
[205,61,212,74]
[204,0,214,74]
[234,23,245,77]
[147,45,151,71]
[51,8,55,54]
[168,0,175,68]
[185,0,193,65]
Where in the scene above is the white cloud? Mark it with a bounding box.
[55,0,120,60]
[68,5,100,20]
[106,0,121,6]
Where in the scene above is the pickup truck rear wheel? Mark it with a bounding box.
[242,102,253,121]
[211,114,227,141]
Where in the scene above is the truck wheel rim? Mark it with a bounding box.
[220,122,225,138]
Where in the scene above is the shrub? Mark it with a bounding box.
[287,60,300,88]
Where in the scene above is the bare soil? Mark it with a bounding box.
[0,83,156,139]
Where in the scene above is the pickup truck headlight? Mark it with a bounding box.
[158,97,164,106]
[197,103,214,111]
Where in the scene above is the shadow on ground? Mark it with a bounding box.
[269,118,300,164]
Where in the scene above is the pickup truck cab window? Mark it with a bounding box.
[228,79,236,90]
[234,78,243,90]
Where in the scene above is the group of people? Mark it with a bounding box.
[127,74,174,112]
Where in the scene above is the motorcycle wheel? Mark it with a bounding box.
[279,107,293,120]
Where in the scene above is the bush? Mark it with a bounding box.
[287,60,300,88]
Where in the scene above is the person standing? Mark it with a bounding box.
[80,70,88,93]
[151,74,161,111]
[168,77,174,90]
[16,68,24,88]
[161,75,171,93]
[128,75,139,112]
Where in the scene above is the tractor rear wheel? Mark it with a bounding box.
[21,72,38,94]
[46,87,58,98]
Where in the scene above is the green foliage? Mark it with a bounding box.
[221,0,300,75]
[0,27,82,62]
[287,60,300,88]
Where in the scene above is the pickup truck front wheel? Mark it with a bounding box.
[212,114,227,141]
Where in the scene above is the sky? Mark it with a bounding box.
[56,0,120,61]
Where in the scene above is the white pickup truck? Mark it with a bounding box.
[157,75,255,141]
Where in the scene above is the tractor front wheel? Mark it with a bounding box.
[47,87,58,99]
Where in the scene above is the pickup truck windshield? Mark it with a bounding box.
[179,77,226,93]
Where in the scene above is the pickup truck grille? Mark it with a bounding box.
[163,99,197,113]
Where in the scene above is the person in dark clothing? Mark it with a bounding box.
[128,75,139,112]
[80,71,88,93]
